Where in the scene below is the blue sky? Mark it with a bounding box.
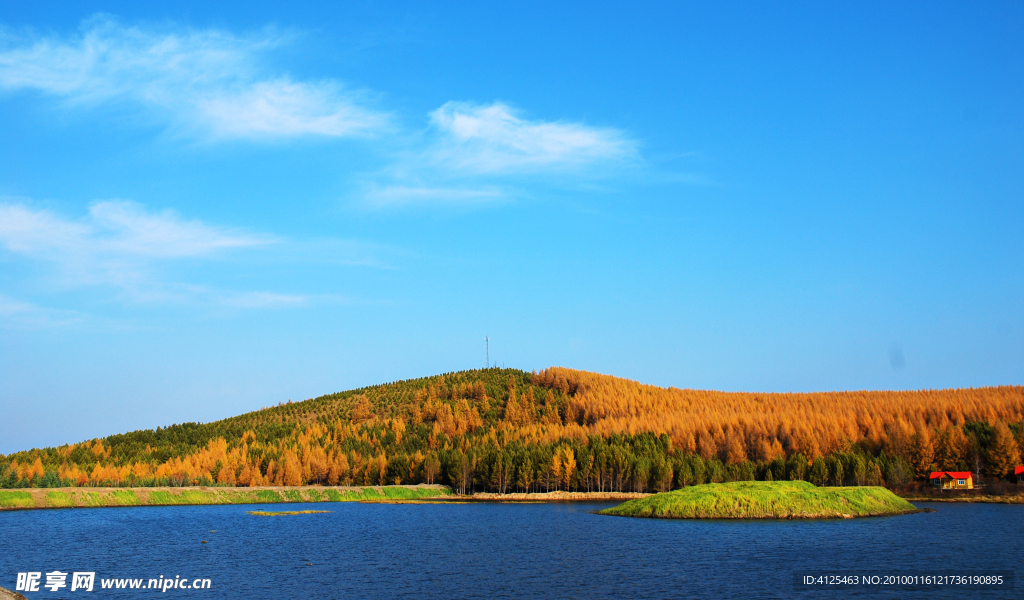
[1,2,1022,453]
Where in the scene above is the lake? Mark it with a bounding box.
[0,501,1019,599]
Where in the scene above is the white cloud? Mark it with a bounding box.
[428,101,637,174]
[354,102,638,208]
[0,16,388,139]
[194,79,387,139]
[0,200,272,289]
[0,16,651,211]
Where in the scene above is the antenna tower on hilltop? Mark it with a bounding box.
[485,336,489,368]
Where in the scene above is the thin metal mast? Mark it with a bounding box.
[485,336,489,368]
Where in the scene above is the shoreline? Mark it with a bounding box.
[899,495,1024,504]
[4,484,1022,512]
[468,490,650,502]
[0,485,646,511]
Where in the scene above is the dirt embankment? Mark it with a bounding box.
[470,490,650,501]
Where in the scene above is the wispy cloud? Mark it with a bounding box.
[357,101,639,208]
[363,185,504,208]
[0,16,389,139]
[427,101,637,174]
[0,200,272,289]
[219,291,309,309]
[0,16,656,210]
[0,200,393,320]
[0,294,82,328]
[0,200,293,312]
[216,291,380,309]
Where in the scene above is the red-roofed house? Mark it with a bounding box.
[929,471,974,490]
[1015,466,1023,484]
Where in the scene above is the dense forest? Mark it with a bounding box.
[2,368,1022,492]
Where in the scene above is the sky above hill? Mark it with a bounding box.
[1,2,1022,453]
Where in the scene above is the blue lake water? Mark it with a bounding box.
[0,501,1020,599]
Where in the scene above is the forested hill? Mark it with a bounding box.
[2,368,1023,492]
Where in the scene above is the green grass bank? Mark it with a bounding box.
[599,481,919,519]
[0,484,449,511]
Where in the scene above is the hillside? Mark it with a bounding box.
[2,368,1022,493]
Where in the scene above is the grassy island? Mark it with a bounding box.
[599,481,919,519]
